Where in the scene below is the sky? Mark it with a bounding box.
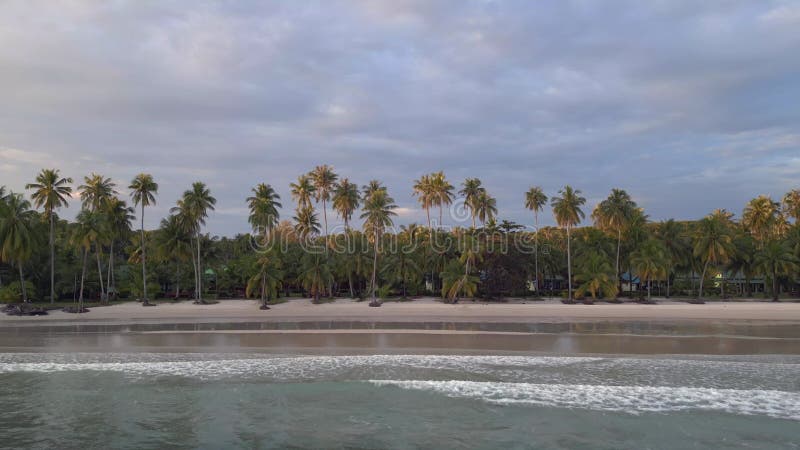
[1,0,799,235]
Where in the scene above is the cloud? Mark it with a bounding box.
[0,0,798,234]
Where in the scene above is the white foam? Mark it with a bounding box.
[369,380,800,420]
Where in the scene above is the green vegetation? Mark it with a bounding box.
[1,167,799,310]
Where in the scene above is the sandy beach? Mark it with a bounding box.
[4,297,800,325]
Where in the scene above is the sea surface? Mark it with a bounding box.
[1,352,799,449]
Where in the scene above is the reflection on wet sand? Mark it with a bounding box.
[1,320,799,355]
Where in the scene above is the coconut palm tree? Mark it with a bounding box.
[332,178,360,230]
[155,214,193,299]
[551,185,586,302]
[592,189,636,295]
[742,195,782,247]
[574,251,618,302]
[363,179,386,202]
[693,214,735,299]
[79,174,118,301]
[474,191,497,226]
[290,175,316,209]
[754,239,798,301]
[440,259,478,301]
[299,252,332,303]
[104,197,134,299]
[71,209,105,310]
[412,174,434,231]
[310,165,338,244]
[26,169,73,303]
[0,193,36,302]
[247,183,282,242]
[524,186,548,292]
[179,182,216,303]
[655,219,687,298]
[129,173,158,305]
[459,178,485,228]
[431,171,454,229]
[247,247,283,309]
[381,227,423,299]
[293,206,320,240]
[783,189,800,223]
[631,239,669,301]
[360,188,397,306]
[448,230,483,302]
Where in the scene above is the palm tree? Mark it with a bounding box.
[299,252,332,303]
[459,178,485,228]
[180,182,216,303]
[431,171,454,228]
[71,209,105,310]
[290,175,316,209]
[155,214,193,299]
[693,214,735,299]
[783,189,800,223]
[742,195,782,246]
[447,230,483,302]
[551,186,586,302]
[104,198,134,299]
[630,239,668,301]
[79,174,118,301]
[754,240,798,301]
[412,175,434,231]
[247,183,282,242]
[655,219,687,298]
[381,227,423,299]
[474,191,497,226]
[293,206,320,240]
[360,188,397,306]
[574,252,618,302]
[592,189,636,295]
[362,179,386,202]
[440,259,478,301]
[26,169,73,303]
[332,178,360,230]
[0,193,36,302]
[129,173,158,306]
[310,165,338,244]
[247,247,283,309]
[524,186,548,292]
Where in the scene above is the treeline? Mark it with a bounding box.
[1,166,799,308]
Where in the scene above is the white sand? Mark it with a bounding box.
[4,297,800,324]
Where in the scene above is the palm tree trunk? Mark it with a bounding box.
[534,211,539,293]
[699,260,710,299]
[439,206,443,230]
[96,246,105,302]
[322,199,329,248]
[107,241,114,300]
[371,230,379,301]
[197,234,203,302]
[49,214,55,304]
[348,272,354,299]
[79,247,88,308]
[616,228,622,296]
[18,263,28,303]
[566,226,572,301]
[772,268,779,301]
[666,266,671,298]
[647,279,652,300]
[262,273,266,307]
[141,204,148,304]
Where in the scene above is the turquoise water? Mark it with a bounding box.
[1,353,798,449]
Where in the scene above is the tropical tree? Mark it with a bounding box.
[299,252,332,303]
[104,197,134,299]
[412,174,434,231]
[574,251,618,301]
[155,214,193,299]
[630,239,669,301]
[247,247,283,309]
[524,186,548,292]
[0,193,37,302]
[592,189,636,295]
[26,168,73,303]
[247,183,282,242]
[309,165,338,243]
[179,182,216,303]
[362,179,386,202]
[79,173,118,301]
[475,191,497,226]
[782,189,800,223]
[293,206,320,240]
[332,178,360,230]
[655,219,687,298]
[693,214,735,299]
[742,195,782,246]
[459,178,485,228]
[754,240,799,301]
[381,226,423,298]
[445,230,483,302]
[290,175,316,209]
[129,173,158,305]
[430,171,454,229]
[71,209,105,309]
[440,259,478,301]
[360,188,397,306]
[551,185,586,302]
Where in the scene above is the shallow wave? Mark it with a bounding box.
[369,380,800,420]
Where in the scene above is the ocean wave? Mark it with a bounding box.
[368,380,800,420]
